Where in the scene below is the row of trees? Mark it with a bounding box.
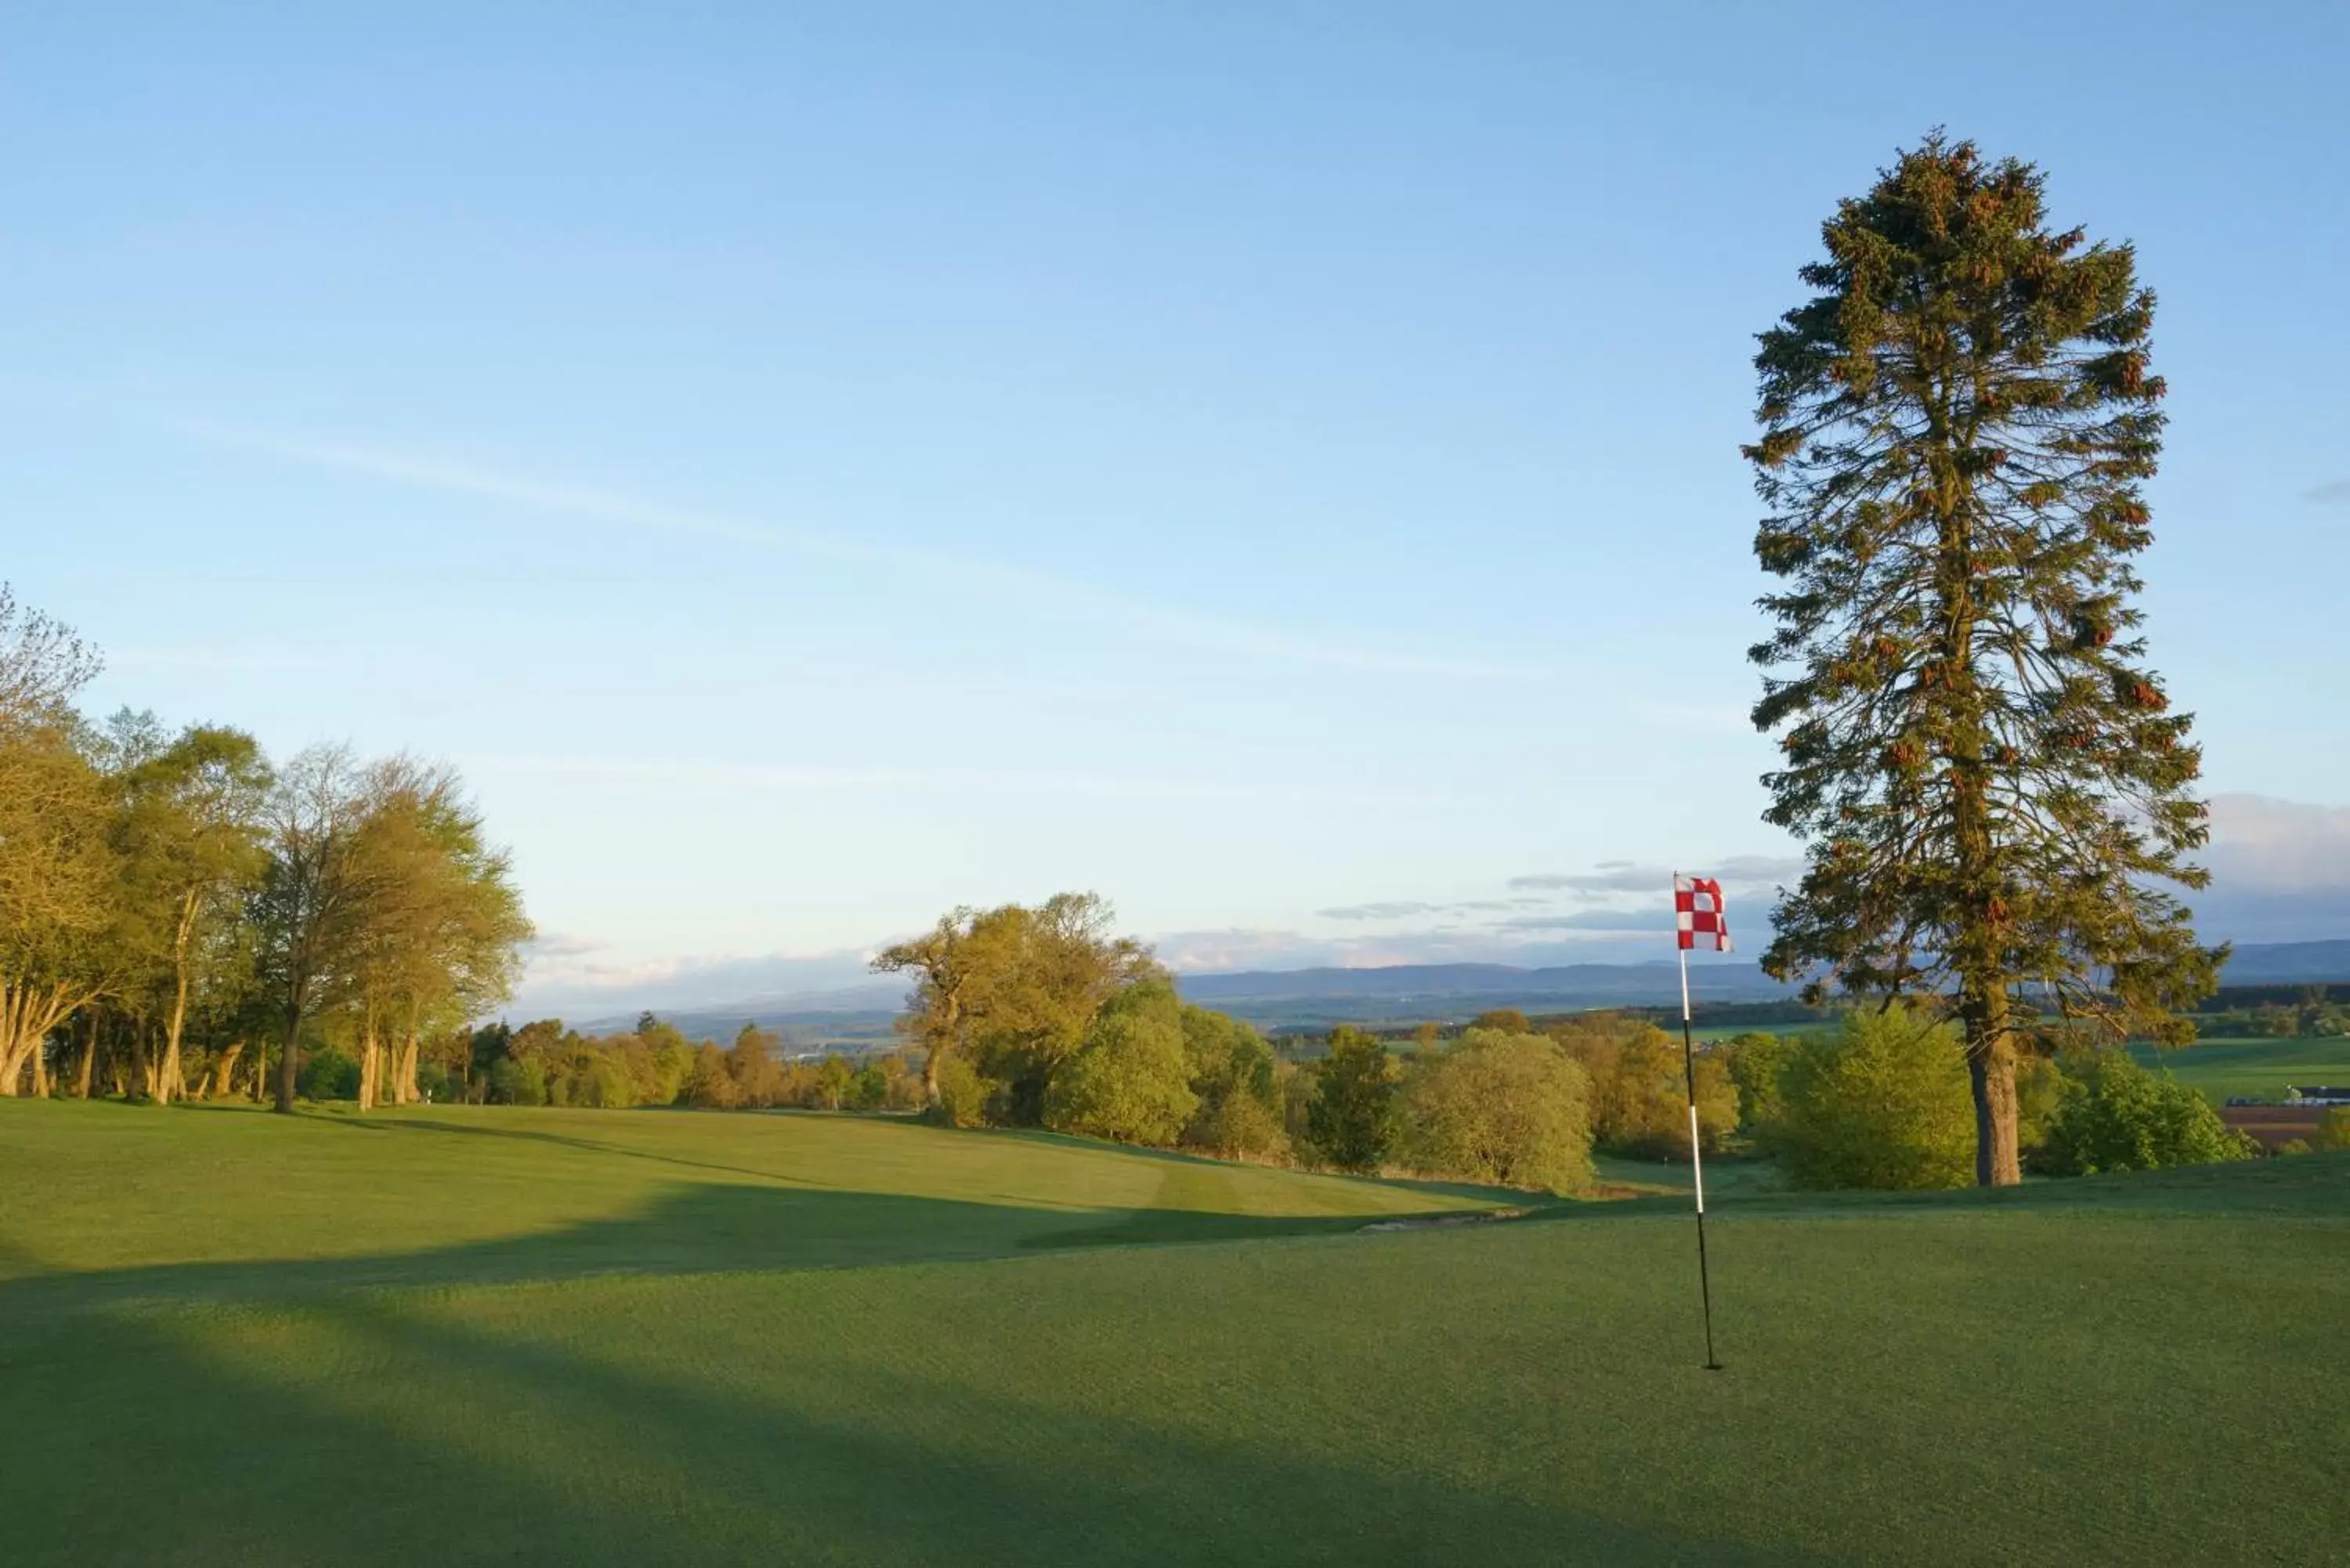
[870,902,1740,1194]
[1283,1003,2260,1197]
[0,586,531,1108]
[312,1013,935,1115]
[2196,990,2348,1039]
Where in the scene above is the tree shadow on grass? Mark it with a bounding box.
[0,1181,1466,1330]
[0,1254,1831,1568]
[1517,1145,2350,1227]
[305,1106,826,1187]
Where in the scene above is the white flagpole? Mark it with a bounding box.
[1676,874,1723,1371]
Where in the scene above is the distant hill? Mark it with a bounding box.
[1173,959,1791,1024]
[576,981,908,1045]
[569,939,2350,1042]
[2210,939,2350,985]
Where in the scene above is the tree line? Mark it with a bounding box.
[865,894,1748,1193]
[850,877,2273,1196]
[0,585,530,1108]
[299,1012,935,1115]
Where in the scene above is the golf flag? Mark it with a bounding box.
[1675,876,1730,952]
[1671,872,1726,1370]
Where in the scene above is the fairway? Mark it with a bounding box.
[4,1103,2345,1566]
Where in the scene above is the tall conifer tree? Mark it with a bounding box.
[1745,133,2217,1184]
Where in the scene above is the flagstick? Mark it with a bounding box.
[1678,922,1724,1372]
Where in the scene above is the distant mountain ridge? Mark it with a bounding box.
[2208,939,2350,985]
[572,940,2350,1038]
[1173,959,1790,1011]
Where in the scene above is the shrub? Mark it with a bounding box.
[2036,1051,2258,1176]
[1044,983,1198,1144]
[931,1052,992,1129]
[1403,1028,1593,1194]
[681,1043,737,1109]
[1771,1002,1973,1190]
[1280,1060,1316,1147]
[1178,1004,1283,1154]
[848,1063,888,1111]
[728,1025,786,1107]
[488,1057,548,1107]
[1307,1028,1400,1172]
[2013,1051,2069,1159]
[1723,1031,1792,1132]
[2322,1108,2350,1153]
[1560,1020,1737,1157]
[298,1046,360,1102]
[1192,1089,1290,1161]
[570,1060,631,1109]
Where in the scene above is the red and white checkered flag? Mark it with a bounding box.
[1675,875,1730,952]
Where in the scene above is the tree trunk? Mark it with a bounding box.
[157,890,202,1107]
[75,1013,96,1099]
[0,985,32,1096]
[1965,992,2021,1189]
[275,1012,300,1113]
[357,1003,379,1112]
[31,1037,49,1098]
[1,983,89,1099]
[212,1042,245,1100]
[396,1023,420,1104]
[132,1020,156,1102]
[1932,433,2020,1187]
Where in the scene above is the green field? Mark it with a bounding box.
[2135,1035,2350,1104]
[5,1101,2345,1566]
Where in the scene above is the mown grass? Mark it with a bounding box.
[3,1100,2344,1566]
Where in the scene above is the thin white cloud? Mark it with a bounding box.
[1157,923,1668,974]
[512,944,886,1016]
[2204,794,2350,893]
[1317,894,1556,921]
[465,752,1459,810]
[157,416,1557,683]
[522,931,608,960]
[1507,855,1799,896]
[1315,900,1447,921]
[1495,909,1667,933]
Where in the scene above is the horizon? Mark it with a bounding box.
[9,3,2346,1021]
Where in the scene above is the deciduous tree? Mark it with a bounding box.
[108,724,271,1104]
[251,746,369,1113]
[1043,981,1196,1144]
[1404,1028,1593,1194]
[1307,1028,1399,1173]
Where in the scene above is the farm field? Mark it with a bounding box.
[2132,1035,2350,1104]
[4,1101,2345,1566]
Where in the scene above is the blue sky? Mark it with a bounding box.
[5,3,2346,1014]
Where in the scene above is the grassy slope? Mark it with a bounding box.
[3,1102,2345,1566]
